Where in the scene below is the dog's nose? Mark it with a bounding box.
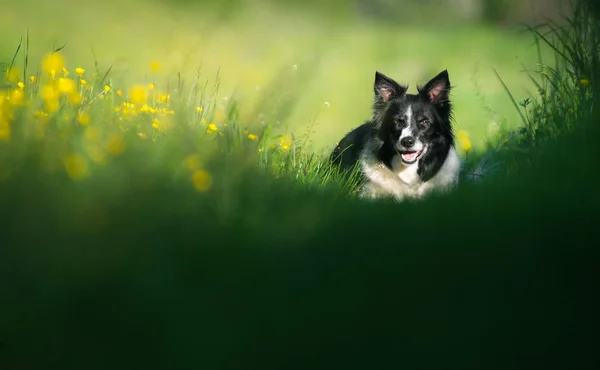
[400,136,415,148]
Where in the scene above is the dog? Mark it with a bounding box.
[330,70,461,201]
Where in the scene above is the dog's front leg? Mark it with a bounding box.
[360,159,406,201]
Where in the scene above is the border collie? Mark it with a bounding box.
[330,70,460,201]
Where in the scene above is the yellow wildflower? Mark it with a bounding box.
[77,112,90,125]
[75,67,85,76]
[149,61,161,73]
[80,79,88,86]
[159,93,170,103]
[201,117,207,124]
[196,106,203,113]
[9,89,24,106]
[42,52,65,77]
[138,132,148,140]
[207,123,218,133]
[192,170,212,192]
[248,134,258,140]
[129,84,147,104]
[279,134,293,150]
[116,89,122,96]
[17,82,25,89]
[457,130,472,152]
[104,85,111,93]
[57,78,76,94]
[29,75,36,83]
[63,154,89,181]
[152,118,160,129]
[148,83,155,90]
[45,98,59,113]
[68,93,82,105]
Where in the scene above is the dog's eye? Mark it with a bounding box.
[394,119,401,125]
[418,119,429,125]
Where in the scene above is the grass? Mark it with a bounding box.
[1,0,599,369]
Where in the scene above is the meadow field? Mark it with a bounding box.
[1,0,599,369]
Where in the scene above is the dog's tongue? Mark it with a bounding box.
[402,151,419,162]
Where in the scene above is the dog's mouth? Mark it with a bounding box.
[398,147,426,164]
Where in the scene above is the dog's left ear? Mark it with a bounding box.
[374,71,407,103]
[421,70,451,104]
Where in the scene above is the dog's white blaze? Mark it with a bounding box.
[405,105,413,123]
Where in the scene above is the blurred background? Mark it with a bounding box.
[0,0,564,151]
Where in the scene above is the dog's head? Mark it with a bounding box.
[372,70,453,165]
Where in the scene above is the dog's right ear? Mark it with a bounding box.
[374,71,407,103]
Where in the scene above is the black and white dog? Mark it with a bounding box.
[330,70,460,201]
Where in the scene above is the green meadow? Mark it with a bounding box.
[1,0,598,369]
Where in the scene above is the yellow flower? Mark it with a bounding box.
[102,85,110,93]
[116,89,122,96]
[77,112,90,125]
[159,93,170,103]
[152,118,160,129]
[148,83,155,90]
[207,123,218,133]
[40,84,59,105]
[196,106,203,113]
[80,79,88,86]
[150,61,161,73]
[580,79,590,86]
[138,132,148,140]
[9,89,24,106]
[75,67,85,76]
[29,75,36,83]
[106,132,125,155]
[279,134,293,150]
[129,84,147,105]
[63,154,89,181]
[248,134,258,140]
[17,82,25,89]
[192,170,212,192]
[45,99,59,113]
[201,117,207,124]
[185,154,203,170]
[457,130,472,152]
[57,78,76,94]
[5,67,20,83]
[114,107,120,113]
[68,92,82,105]
[42,52,65,77]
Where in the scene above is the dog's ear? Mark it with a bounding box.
[374,71,407,103]
[420,70,451,104]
